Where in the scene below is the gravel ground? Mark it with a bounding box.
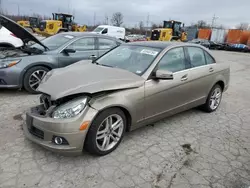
[0,50,250,188]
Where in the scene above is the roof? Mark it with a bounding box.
[124,41,207,50]
[57,32,122,41]
[124,41,180,49]
[54,13,73,16]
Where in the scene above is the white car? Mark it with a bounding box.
[92,25,125,40]
[0,26,23,48]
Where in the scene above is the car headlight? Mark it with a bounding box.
[52,97,88,119]
[0,59,21,69]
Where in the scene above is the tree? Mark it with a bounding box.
[111,12,123,27]
[139,21,144,31]
[190,20,211,29]
[236,22,249,30]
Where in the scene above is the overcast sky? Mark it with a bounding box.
[2,0,250,28]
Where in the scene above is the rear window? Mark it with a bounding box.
[204,51,215,64]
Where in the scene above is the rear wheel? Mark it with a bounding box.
[23,66,49,94]
[84,108,126,155]
[201,84,222,112]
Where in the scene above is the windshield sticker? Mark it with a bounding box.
[64,35,74,39]
[140,49,158,56]
[136,70,142,74]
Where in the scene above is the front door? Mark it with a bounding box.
[58,37,98,68]
[144,47,192,121]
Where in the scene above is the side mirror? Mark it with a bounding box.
[63,48,76,54]
[154,70,173,80]
[89,55,97,61]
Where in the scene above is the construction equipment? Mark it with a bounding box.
[34,13,87,37]
[150,20,187,42]
[17,20,30,27]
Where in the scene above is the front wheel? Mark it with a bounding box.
[84,108,126,155]
[201,84,222,112]
[23,66,49,94]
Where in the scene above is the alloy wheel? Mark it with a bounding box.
[209,87,222,110]
[96,114,124,151]
[29,70,47,91]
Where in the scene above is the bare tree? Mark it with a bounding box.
[151,22,162,30]
[236,22,249,30]
[111,12,123,27]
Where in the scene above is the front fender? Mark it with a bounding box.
[17,55,58,86]
[89,88,145,126]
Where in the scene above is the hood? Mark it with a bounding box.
[0,15,48,50]
[38,60,145,100]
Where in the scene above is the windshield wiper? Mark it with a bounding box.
[94,62,113,68]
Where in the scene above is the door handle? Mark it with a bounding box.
[209,67,214,72]
[181,74,188,81]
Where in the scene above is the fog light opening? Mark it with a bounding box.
[54,137,63,145]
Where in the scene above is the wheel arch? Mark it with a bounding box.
[20,63,55,87]
[215,80,225,91]
[91,105,132,132]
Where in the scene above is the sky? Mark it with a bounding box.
[2,0,250,28]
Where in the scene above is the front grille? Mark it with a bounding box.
[29,126,44,139]
[151,30,161,40]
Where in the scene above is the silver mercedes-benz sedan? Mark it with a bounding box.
[24,41,230,156]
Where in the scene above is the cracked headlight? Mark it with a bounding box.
[52,97,88,119]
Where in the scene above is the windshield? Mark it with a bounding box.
[95,45,162,75]
[93,27,104,32]
[32,34,74,50]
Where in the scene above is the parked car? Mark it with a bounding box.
[0,25,23,48]
[189,39,224,50]
[0,15,123,93]
[92,25,126,40]
[125,34,147,42]
[225,43,250,52]
[24,41,230,156]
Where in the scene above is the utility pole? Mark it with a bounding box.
[17,4,20,15]
[211,14,218,29]
[67,0,70,14]
[0,0,2,14]
[93,12,96,26]
[146,13,149,36]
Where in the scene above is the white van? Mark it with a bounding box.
[92,25,125,40]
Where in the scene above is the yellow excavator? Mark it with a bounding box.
[150,20,187,42]
[34,13,87,37]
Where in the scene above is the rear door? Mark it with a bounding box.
[185,46,216,103]
[58,37,98,67]
[97,37,119,56]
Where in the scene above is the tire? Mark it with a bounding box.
[23,66,49,94]
[84,108,126,155]
[200,84,222,113]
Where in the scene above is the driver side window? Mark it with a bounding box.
[102,28,108,34]
[157,47,186,73]
[66,38,95,51]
